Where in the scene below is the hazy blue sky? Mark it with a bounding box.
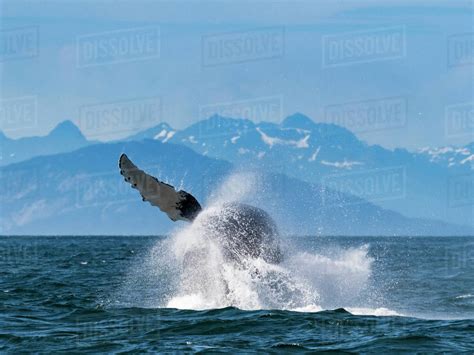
[1,0,473,149]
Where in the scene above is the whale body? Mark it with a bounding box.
[195,202,282,264]
[119,154,282,264]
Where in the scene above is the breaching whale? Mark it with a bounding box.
[119,154,282,264]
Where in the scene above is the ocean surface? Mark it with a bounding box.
[1,235,473,353]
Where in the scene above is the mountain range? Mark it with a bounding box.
[0,120,92,166]
[119,113,473,229]
[0,114,472,235]
[1,140,469,236]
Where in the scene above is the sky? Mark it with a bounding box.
[0,0,473,149]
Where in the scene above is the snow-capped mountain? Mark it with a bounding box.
[1,114,472,231]
[418,144,474,169]
[123,122,176,143]
[170,113,366,171]
[124,113,473,229]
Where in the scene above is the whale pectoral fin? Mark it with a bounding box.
[118,154,202,222]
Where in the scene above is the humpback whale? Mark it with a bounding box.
[119,154,282,264]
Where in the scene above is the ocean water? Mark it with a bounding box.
[1,235,473,352]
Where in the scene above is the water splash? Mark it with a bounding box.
[206,171,260,207]
[118,172,391,314]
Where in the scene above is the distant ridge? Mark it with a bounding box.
[2,114,472,230]
[0,120,91,166]
[119,114,473,229]
[123,122,176,142]
[281,112,317,129]
[49,120,86,139]
[1,139,470,236]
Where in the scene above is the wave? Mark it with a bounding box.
[456,294,474,300]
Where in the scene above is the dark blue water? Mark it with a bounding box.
[1,236,473,352]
